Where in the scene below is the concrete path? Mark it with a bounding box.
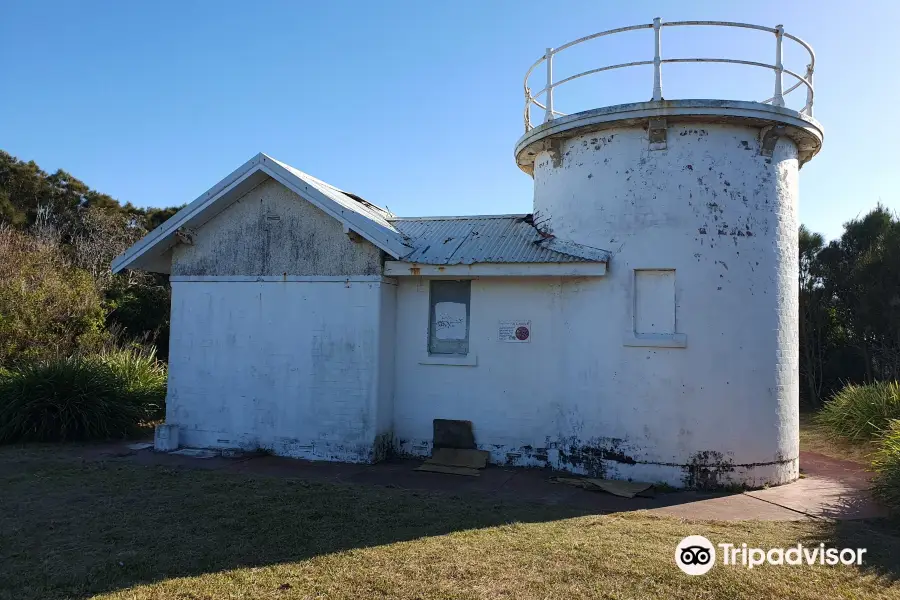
[100,444,885,521]
[653,452,884,521]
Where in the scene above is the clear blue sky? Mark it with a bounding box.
[1,1,896,240]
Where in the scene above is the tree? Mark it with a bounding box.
[0,150,183,364]
[818,206,900,382]
[799,206,900,407]
[799,225,828,407]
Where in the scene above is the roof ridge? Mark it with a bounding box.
[268,157,396,221]
[389,213,529,221]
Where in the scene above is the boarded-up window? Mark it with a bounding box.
[429,280,471,355]
[634,270,675,335]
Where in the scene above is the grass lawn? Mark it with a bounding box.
[2,446,900,599]
[799,411,878,465]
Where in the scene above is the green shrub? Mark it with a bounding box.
[872,419,900,511]
[0,227,108,364]
[0,348,166,443]
[815,381,900,441]
[104,281,172,360]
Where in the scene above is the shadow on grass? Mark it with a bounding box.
[2,445,900,599]
[0,455,584,599]
[815,518,900,584]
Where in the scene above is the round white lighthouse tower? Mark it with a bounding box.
[516,19,823,487]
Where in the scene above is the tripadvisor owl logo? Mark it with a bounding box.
[675,535,868,575]
[675,535,716,575]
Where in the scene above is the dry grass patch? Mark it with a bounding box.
[1,446,900,600]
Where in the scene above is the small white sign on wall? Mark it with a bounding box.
[434,302,467,340]
[499,320,531,342]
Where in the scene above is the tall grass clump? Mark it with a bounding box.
[815,381,900,441]
[0,347,166,443]
[94,347,167,420]
[872,419,900,511]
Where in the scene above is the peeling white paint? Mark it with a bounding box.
[166,279,396,462]
[172,178,383,277]
[156,112,808,488]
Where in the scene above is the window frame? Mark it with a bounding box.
[428,279,471,355]
[420,279,478,366]
[623,268,687,348]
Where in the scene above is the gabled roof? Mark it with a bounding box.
[112,153,610,275]
[391,215,610,265]
[111,153,411,274]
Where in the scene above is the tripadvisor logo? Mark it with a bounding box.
[676,536,716,575]
[675,535,867,575]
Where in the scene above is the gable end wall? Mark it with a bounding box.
[171,177,384,276]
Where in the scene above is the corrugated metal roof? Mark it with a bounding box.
[390,215,609,265]
[271,158,400,233]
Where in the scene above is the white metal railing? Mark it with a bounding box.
[524,18,816,132]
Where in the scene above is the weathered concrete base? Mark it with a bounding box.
[175,427,386,464]
[396,437,797,489]
[602,458,799,490]
[167,424,798,488]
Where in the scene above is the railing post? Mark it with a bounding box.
[652,17,663,101]
[524,86,533,132]
[773,24,785,107]
[804,68,814,117]
[544,48,554,123]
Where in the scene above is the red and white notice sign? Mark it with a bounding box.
[499,320,531,342]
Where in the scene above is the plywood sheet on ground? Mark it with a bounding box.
[414,464,481,477]
[551,476,653,498]
[429,448,489,469]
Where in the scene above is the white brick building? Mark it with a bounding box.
[113,19,823,488]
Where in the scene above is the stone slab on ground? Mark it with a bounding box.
[745,451,885,520]
[745,477,879,520]
[432,419,476,450]
[651,493,813,521]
